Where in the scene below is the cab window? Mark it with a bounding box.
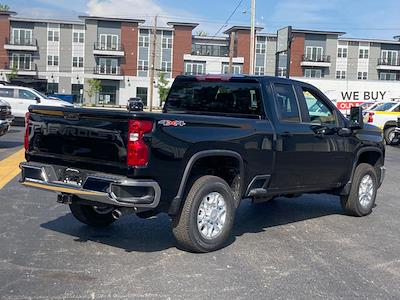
[0,88,14,98]
[302,87,336,126]
[273,83,301,122]
[18,89,37,100]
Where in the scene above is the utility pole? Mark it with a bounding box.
[249,0,256,75]
[149,15,157,112]
[228,32,235,73]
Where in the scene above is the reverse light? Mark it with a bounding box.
[127,119,153,167]
[24,112,30,151]
[368,112,374,123]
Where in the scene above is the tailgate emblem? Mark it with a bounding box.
[64,112,80,121]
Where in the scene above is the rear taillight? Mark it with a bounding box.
[368,112,374,123]
[24,112,30,151]
[127,120,153,167]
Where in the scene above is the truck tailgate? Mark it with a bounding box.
[27,106,132,174]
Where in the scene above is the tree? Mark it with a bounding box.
[0,4,10,11]
[85,79,102,105]
[6,64,17,82]
[195,30,208,37]
[157,73,170,106]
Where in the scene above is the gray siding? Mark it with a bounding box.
[32,23,47,72]
[84,20,97,73]
[347,42,359,80]
[10,21,34,30]
[59,24,72,74]
[59,76,71,93]
[325,34,338,78]
[266,38,276,76]
[304,34,326,49]
[97,21,121,40]
[368,43,381,80]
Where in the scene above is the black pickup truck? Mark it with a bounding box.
[20,75,385,252]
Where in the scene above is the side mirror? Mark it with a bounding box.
[35,96,41,104]
[348,106,364,129]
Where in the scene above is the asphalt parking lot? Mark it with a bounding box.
[0,127,399,299]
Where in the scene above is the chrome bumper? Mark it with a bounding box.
[19,162,161,209]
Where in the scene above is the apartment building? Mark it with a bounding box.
[1,10,400,107]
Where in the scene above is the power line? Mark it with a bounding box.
[210,0,245,38]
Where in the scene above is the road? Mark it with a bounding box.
[0,127,399,299]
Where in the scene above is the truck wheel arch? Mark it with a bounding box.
[168,150,244,215]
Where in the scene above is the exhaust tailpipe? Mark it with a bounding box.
[111,208,134,220]
[112,209,122,220]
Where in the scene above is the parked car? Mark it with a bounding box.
[0,98,13,137]
[126,97,144,112]
[20,75,385,252]
[0,85,73,121]
[364,101,400,144]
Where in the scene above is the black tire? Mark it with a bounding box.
[384,127,399,145]
[340,163,378,217]
[69,202,116,227]
[172,175,236,252]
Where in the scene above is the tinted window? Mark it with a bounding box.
[302,88,336,126]
[0,88,14,98]
[373,102,396,111]
[18,89,37,100]
[165,81,262,116]
[274,83,300,122]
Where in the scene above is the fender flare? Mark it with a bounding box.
[168,150,244,215]
[341,147,384,195]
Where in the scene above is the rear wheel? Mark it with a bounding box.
[340,163,377,217]
[172,175,236,252]
[384,127,399,145]
[69,202,116,227]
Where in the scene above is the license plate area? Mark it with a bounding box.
[61,168,86,186]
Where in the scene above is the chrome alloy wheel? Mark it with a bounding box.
[358,174,374,208]
[388,131,399,144]
[197,192,227,240]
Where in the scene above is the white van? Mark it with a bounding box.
[0,85,73,119]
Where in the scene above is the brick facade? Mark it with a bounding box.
[121,22,138,76]
[171,25,193,78]
[0,14,10,69]
[235,29,251,74]
[289,32,305,77]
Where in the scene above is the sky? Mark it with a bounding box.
[4,0,400,40]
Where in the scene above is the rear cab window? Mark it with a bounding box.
[273,83,301,122]
[18,89,37,100]
[0,88,14,98]
[164,78,263,118]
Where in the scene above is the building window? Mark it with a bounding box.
[222,63,243,74]
[99,34,119,50]
[72,84,84,103]
[162,32,172,49]
[47,83,59,94]
[381,50,399,65]
[359,49,369,59]
[305,69,322,78]
[136,87,148,106]
[47,55,59,66]
[139,30,150,47]
[337,47,348,58]
[184,61,205,75]
[255,66,265,76]
[97,58,119,74]
[256,37,266,54]
[11,53,32,70]
[336,70,346,79]
[161,61,172,72]
[358,71,368,80]
[72,57,84,68]
[138,60,149,71]
[278,67,287,77]
[305,46,323,61]
[379,72,399,81]
[12,29,32,45]
[73,32,84,43]
[48,29,59,42]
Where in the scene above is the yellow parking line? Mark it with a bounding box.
[0,149,26,189]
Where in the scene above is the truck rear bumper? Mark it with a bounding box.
[19,162,161,210]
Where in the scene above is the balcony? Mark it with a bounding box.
[377,58,400,71]
[4,38,38,51]
[92,65,124,80]
[93,43,125,56]
[4,63,38,76]
[301,55,331,67]
[191,44,229,57]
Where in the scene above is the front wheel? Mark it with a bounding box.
[340,163,378,217]
[172,176,236,252]
[69,202,116,227]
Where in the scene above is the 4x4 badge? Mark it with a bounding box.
[64,112,80,121]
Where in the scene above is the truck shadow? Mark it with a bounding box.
[41,194,343,253]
